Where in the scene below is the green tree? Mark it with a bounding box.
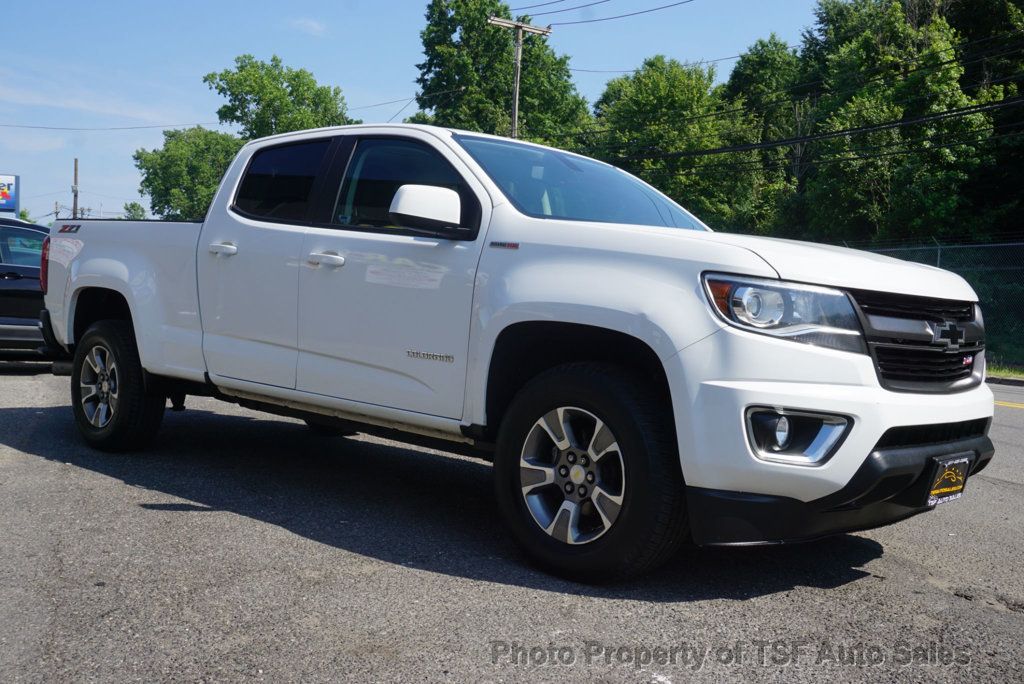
[133,127,243,220]
[800,1,992,242]
[586,56,759,231]
[17,208,31,222]
[945,0,1024,237]
[204,54,359,139]
[413,0,590,138]
[722,35,803,232]
[122,201,147,220]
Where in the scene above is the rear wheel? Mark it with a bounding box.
[494,362,688,582]
[71,321,165,451]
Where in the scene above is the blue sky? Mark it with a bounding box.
[3,0,819,220]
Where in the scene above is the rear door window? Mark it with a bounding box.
[234,139,332,222]
[0,228,44,268]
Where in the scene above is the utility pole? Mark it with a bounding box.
[487,17,551,139]
[54,201,59,220]
[72,158,79,219]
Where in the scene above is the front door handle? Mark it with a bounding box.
[308,252,346,268]
[209,242,238,256]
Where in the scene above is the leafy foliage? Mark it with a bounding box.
[578,0,1022,243]
[137,54,359,219]
[203,55,359,139]
[583,56,760,231]
[133,127,243,220]
[122,202,147,221]
[414,0,590,137]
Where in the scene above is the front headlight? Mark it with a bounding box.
[703,273,866,354]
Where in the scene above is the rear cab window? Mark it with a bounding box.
[233,139,332,222]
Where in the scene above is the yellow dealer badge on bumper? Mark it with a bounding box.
[927,455,971,506]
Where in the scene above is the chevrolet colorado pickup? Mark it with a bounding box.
[41,124,995,580]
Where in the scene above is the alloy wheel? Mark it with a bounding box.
[519,406,626,545]
[79,345,119,429]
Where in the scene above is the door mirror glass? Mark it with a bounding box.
[388,185,462,235]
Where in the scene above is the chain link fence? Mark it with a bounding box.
[864,241,1024,368]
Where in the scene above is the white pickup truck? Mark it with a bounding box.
[41,124,994,580]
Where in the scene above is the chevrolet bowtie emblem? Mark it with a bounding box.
[932,321,965,349]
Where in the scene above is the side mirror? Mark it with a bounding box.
[389,184,463,236]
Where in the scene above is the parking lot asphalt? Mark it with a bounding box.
[0,365,1021,683]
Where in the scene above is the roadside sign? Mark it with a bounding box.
[0,174,19,215]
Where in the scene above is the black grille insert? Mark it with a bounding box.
[875,418,990,450]
[874,344,980,384]
[849,289,974,323]
[849,289,984,392]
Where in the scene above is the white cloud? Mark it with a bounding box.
[0,83,174,124]
[290,17,327,37]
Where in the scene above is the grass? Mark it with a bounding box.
[988,363,1024,381]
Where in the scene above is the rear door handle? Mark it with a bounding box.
[0,272,22,280]
[308,252,346,268]
[209,242,238,256]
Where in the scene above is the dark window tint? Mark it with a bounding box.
[333,138,476,230]
[0,228,44,267]
[235,140,331,221]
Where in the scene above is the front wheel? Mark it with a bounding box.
[71,320,165,451]
[493,363,688,582]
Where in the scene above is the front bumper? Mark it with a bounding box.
[666,326,996,543]
[688,429,993,545]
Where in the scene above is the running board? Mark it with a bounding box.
[218,386,475,446]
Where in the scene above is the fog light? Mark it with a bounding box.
[746,408,852,466]
[774,416,791,449]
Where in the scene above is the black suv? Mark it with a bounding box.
[0,217,47,358]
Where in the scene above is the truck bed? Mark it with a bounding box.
[46,219,208,382]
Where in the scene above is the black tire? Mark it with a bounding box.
[494,362,688,582]
[71,320,165,451]
[303,418,355,437]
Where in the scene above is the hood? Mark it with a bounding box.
[689,232,977,302]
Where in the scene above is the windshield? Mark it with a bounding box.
[455,135,706,230]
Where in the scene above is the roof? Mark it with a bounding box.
[240,122,616,169]
[0,216,48,232]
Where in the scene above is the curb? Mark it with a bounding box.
[987,376,1024,387]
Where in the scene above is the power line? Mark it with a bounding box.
[387,98,417,123]
[350,87,464,111]
[615,96,1024,161]
[628,119,1024,181]
[530,0,613,18]
[570,54,740,73]
[584,65,1024,161]
[510,0,571,10]
[551,0,696,26]
[540,38,1024,146]
[0,121,225,132]
[0,88,467,132]
[24,190,67,200]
